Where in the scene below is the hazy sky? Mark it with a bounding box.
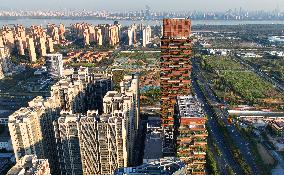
[1,0,283,11]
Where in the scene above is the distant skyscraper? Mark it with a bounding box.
[145,5,151,20]
[160,18,192,155]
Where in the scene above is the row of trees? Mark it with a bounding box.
[215,116,253,175]
[222,71,281,101]
[206,147,219,175]
[201,56,284,106]
[140,87,161,106]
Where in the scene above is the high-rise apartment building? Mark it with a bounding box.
[0,37,4,48]
[1,24,57,62]
[176,96,207,175]
[0,46,9,79]
[160,18,192,125]
[59,24,66,41]
[71,23,111,46]
[120,75,140,135]
[38,37,46,57]
[142,26,151,47]
[8,107,46,161]
[50,78,86,113]
[26,37,37,62]
[109,25,119,46]
[77,110,101,175]
[160,18,192,156]
[7,69,115,174]
[83,28,90,46]
[47,24,60,44]
[103,74,140,166]
[54,109,127,175]
[8,68,139,175]
[85,74,113,114]
[8,96,61,175]
[95,27,103,46]
[96,113,127,175]
[16,38,25,56]
[2,26,15,51]
[127,24,137,46]
[45,54,63,78]
[52,75,139,175]
[53,112,84,175]
[7,155,51,175]
[103,24,120,46]
[47,37,54,53]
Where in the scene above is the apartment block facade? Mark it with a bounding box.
[142,25,151,47]
[1,24,62,62]
[8,70,114,174]
[8,96,61,175]
[52,75,139,175]
[54,113,84,175]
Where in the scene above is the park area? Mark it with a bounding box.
[201,56,284,108]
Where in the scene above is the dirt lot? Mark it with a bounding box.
[257,143,275,165]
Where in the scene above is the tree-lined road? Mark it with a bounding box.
[192,58,260,175]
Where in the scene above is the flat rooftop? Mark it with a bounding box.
[143,132,163,160]
[177,95,204,118]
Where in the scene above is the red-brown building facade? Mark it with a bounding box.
[160,18,192,126]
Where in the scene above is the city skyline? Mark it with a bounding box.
[0,0,283,11]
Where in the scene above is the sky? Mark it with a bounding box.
[0,0,283,11]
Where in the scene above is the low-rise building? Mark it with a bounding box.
[114,157,186,175]
[7,155,50,175]
[0,137,13,151]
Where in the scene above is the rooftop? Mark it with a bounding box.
[177,95,204,118]
[114,157,186,175]
[7,155,49,175]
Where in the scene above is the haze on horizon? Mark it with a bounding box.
[0,0,283,11]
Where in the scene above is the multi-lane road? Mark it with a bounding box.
[192,58,260,175]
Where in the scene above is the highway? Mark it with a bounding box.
[192,77,242,175]
[192,58,260,175]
